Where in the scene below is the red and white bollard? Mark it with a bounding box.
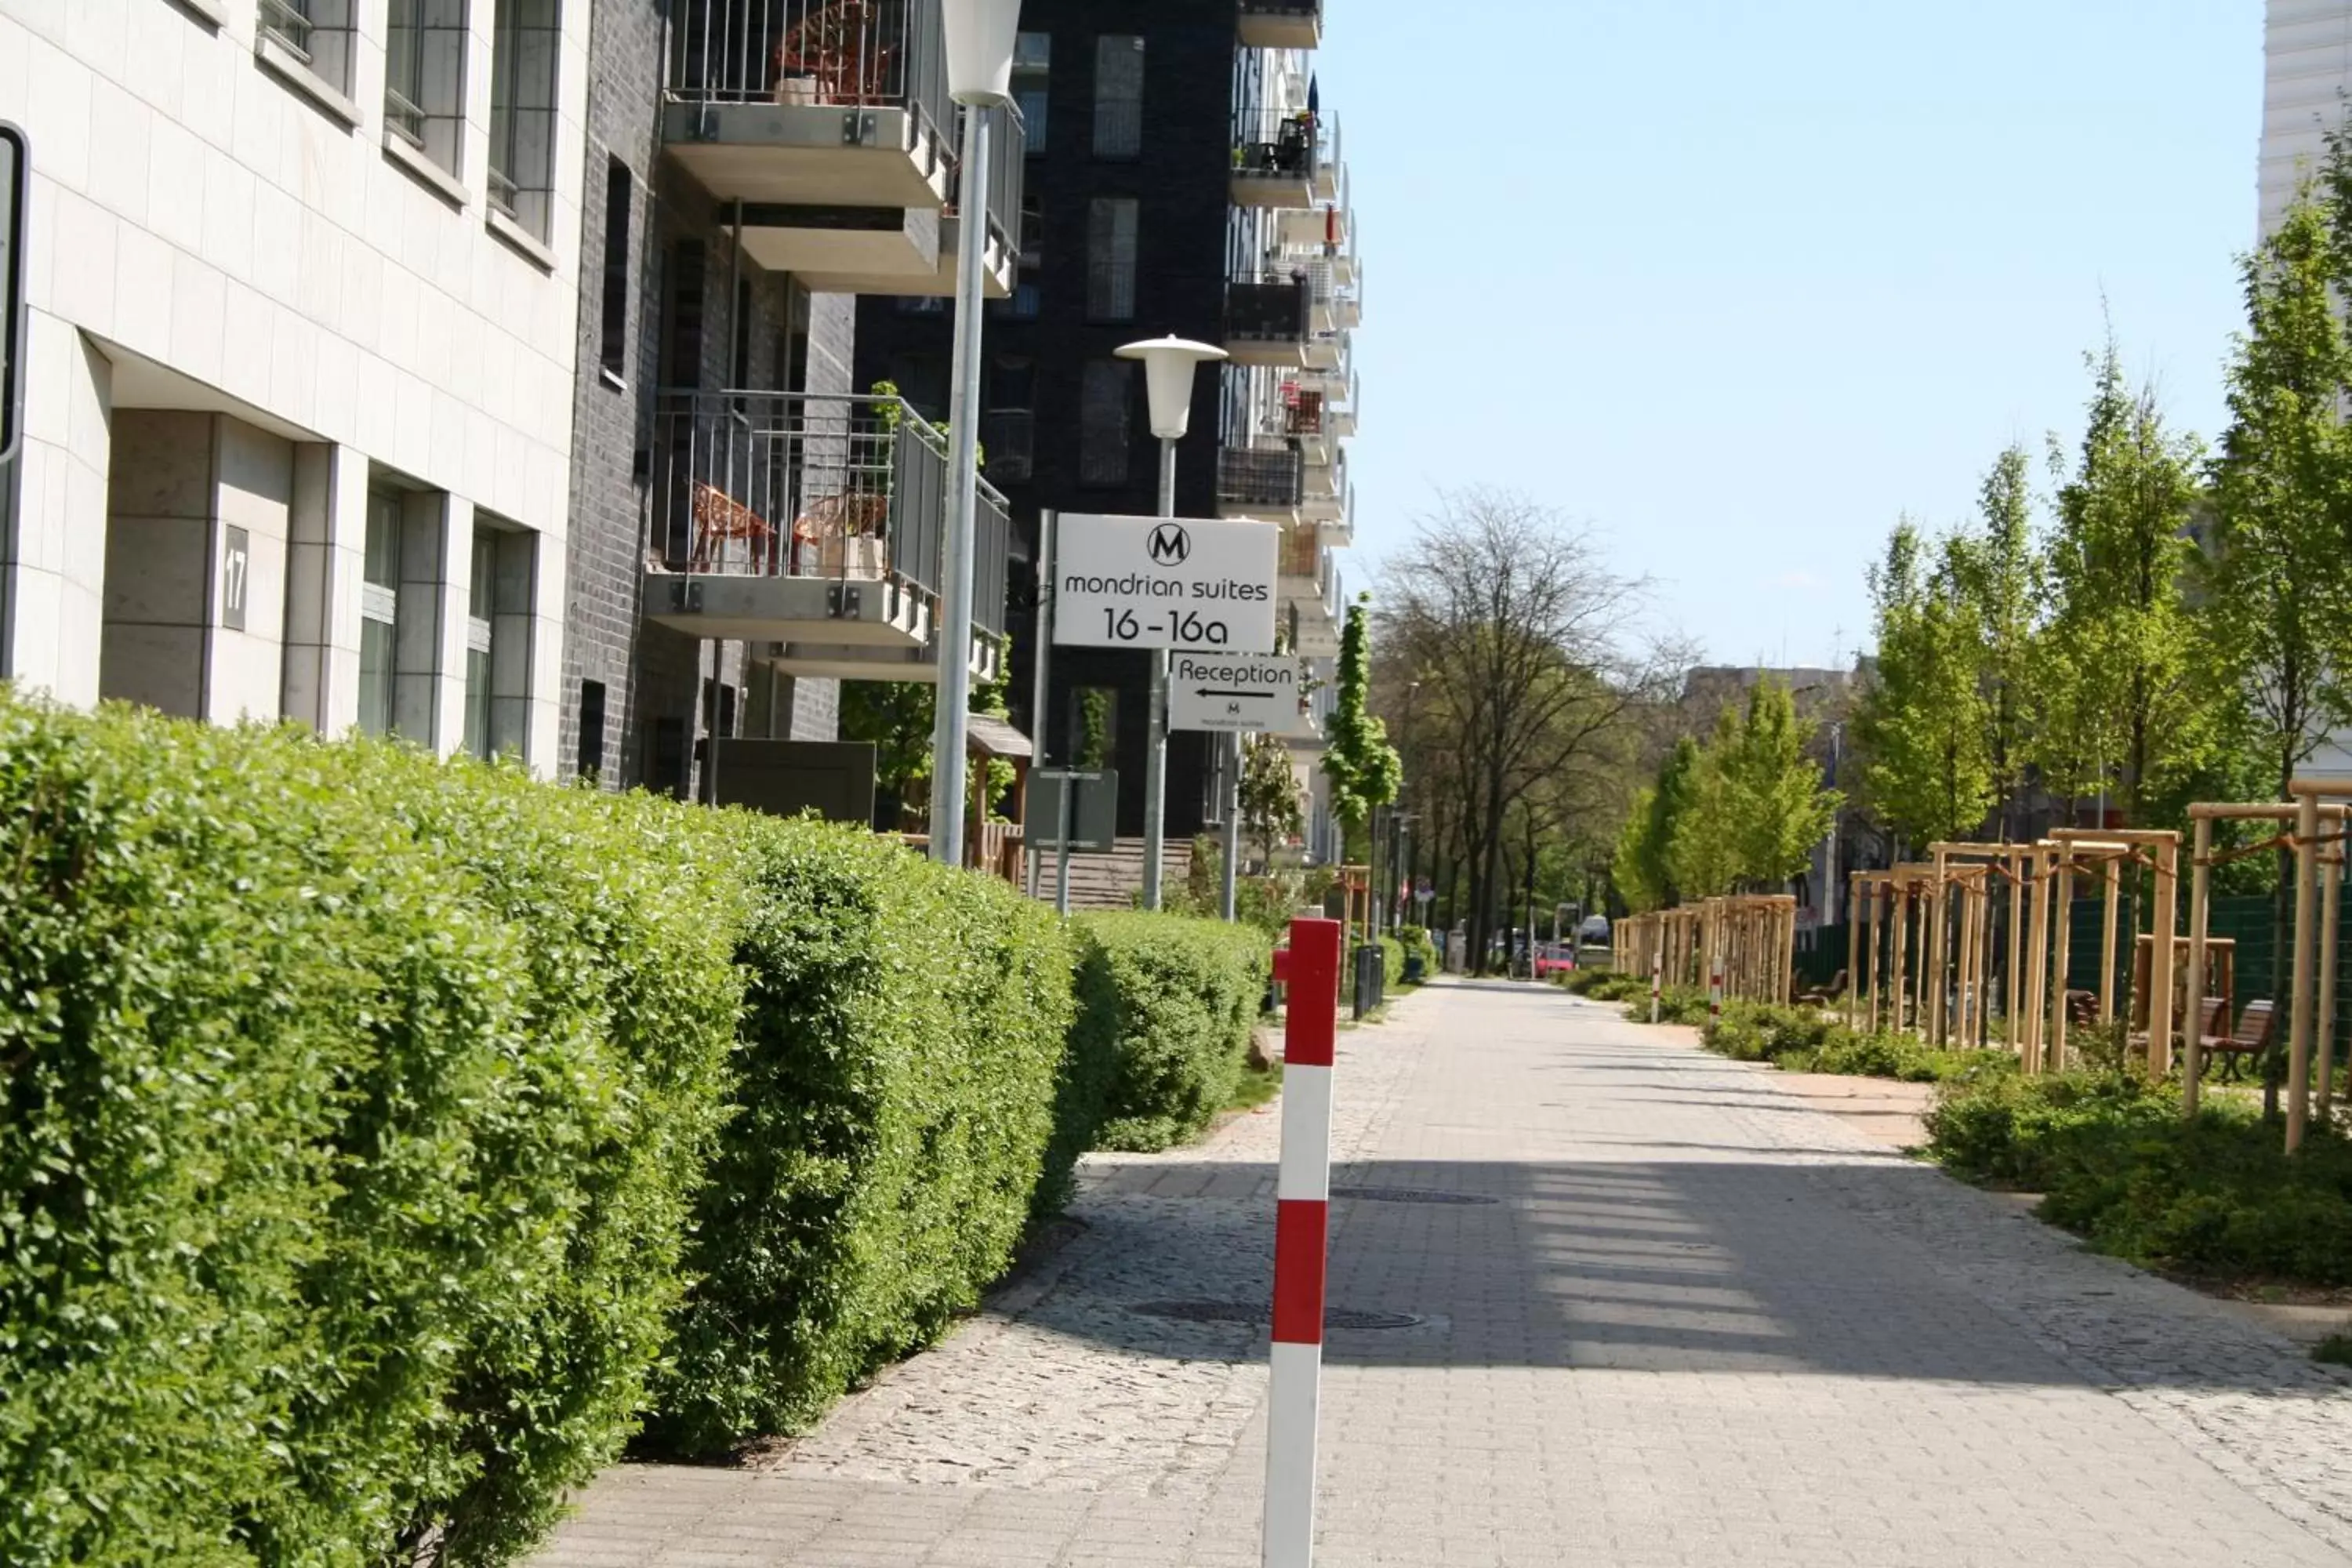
[1265,916,1341,1568]
[1650,949,1664,1025]
[1708,956,1723,1024]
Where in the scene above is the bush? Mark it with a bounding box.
[1063,913,1271,1153]
[651,825,1076,1454]
[1695,1001,2013,1086]
[1927,1071,2352,1285]
[0,698,747,1568]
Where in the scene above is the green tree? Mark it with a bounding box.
[2038,334,2211,824]
[1322,596,1403,852]
[1951,444,2041,837]
[840,681,934,829]
[1854,520,1994,848]
[1239,731,1304,869]
[1715,677,1842,888]
[1667,706,1743,898]
[1611,735,1700,912]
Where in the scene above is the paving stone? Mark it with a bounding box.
[532,981,2352,1566]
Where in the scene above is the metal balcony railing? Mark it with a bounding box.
[1232,106,1322,184]
[668,0,953,140]
[1220,444,1304,510]
[1227,268,1312,344]
[949,102,1027,258]
[645,390,997,601]
[1284,389,1324,437]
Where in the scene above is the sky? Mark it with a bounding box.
[1314,0,2266,668]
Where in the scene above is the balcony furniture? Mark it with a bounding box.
[691,481,778,572]
[773,0,896,105]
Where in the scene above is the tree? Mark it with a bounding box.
[1715,677,1842,888]
[2206,181,2352,811]
[1377,491,1673,970]
[1239,731,1304,869]
[1951,444,2041,837]
[2038,332,2212,824]
[1321,596,1402,852]
[1853,520,1994,848]
[839,681,934,830]
[1612,735,1701,912]
[1667,706,1744,898]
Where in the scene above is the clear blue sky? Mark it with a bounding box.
[1318,0,2264,666]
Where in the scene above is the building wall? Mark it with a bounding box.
[0,0,590,770]
[2262,0,2352,235]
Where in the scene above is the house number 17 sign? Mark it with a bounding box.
[1052,514,1279,654]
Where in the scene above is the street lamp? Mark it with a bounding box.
[926,0,1024,869]
[1115,335,1228,911]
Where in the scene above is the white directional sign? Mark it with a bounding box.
[1052,514,1278,653]
[1168,652,1310,735]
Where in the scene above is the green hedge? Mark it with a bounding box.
[1065,913,1270,1152]
[650,825,1075,1453]
[0,699,746,1567]
[1703,1000,2014,1085]
[1928,1072,2352,1284]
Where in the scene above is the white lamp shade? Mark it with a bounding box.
[944,0,1024,105]
[1116,336,1229,441]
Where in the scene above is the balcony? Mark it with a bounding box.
[1238,0,1321,49]
[1231,106,1323,209]
[1218,442,1303,521]
[1300,445,1345,524]
[641,390,1008,681]
[1225,268,1312,367]
[1318,485,1355,549]
[663,0,1022,296]
[1280,531,1342,656]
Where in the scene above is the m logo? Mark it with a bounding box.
[1146,522,1192,567]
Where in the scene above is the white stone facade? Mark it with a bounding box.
[2261,0,2352,235]
[0,0,589,770]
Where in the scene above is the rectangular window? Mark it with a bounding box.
[598,157,631,380]
[358,489,402,739]
[984,356,1035,482]
[1078,359,1131,487]
[259,0,356,96]
[488,0,561,240]
[1086,198,1137,321]
[1013,31,1050,151]
[577,680,607,780]
[466,519,535,760]
[385,0,467,173]
[1092,35,1143,158]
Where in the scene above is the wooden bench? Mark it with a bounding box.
[2202,999,2274,1081]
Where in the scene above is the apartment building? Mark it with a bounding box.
[554,0,1022,819]
[851,0,1360,864]
[0,0,589,764]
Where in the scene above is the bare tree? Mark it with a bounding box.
[1376,489,1677,970]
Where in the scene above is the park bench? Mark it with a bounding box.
[2202,998,2274,1081]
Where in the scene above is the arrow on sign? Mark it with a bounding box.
[1196,688,1274,700]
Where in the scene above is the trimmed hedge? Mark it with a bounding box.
[650,825,1075,1453]
[1928,1071,2352,1284]
[1065,913,1271,1152]
[0,699,746,1567]
[1703,1000,2014,1085]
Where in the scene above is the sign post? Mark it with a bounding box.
[1265,916,1340,1568]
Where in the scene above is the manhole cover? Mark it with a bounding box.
[1127,1301,1423,1331]
[1330,1185,1497,1207]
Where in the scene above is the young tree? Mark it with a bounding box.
[1853,521,1994,849]
[1951,444,2041,838]
[1716,677,1842,889]
[1668,706,1744,898]
[1610,735,1701,912]
[1239,731,1305,870]
[2039,334,2211,825]
[839,681,935,829]
[1322,596,1403,854]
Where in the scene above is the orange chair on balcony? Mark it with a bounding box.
[690,481,776,572]
[772,0,896,106]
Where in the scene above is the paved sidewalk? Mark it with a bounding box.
[532,980,2352,1566]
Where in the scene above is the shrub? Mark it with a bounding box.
[1928,1070,2352,1285]
[651,824,1076,1454]
[1064,913,1271,1153]
[0,698,746,1568]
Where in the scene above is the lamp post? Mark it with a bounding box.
[926,0,1024,869]
[1115,334,1228,910]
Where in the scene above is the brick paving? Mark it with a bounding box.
[532,978,2352,1566]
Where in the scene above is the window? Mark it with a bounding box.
[984,357,1035,482]
[358,489,402,739]
[1086,198,1137,321]
[1019,194,1043,269]
[988,281,1040,321]
[464,520,535,760]
[1012,32,1050,152]
[259,0,356,96]
[577,680,607,780]
[488,0,561,240]
[597,158,631,380]
[1092,35,1143,158]
[1078,359,1131,487]
[385,0,467,174]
